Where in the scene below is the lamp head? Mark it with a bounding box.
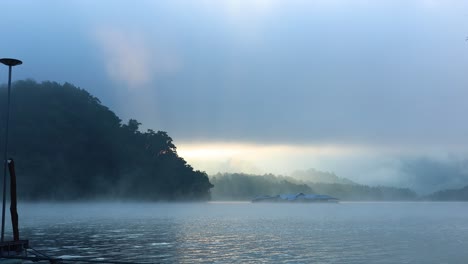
[0,58,22,67]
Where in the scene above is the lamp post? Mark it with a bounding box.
[0,58,22,242]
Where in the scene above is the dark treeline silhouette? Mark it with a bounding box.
[0,80,213,200]
[426,185,468,201]
[211,173,418,201]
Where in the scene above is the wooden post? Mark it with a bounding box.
[7,159,19,241]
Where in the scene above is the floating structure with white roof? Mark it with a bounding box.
[252,193,339,203]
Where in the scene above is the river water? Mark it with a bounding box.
[8,202,468,263]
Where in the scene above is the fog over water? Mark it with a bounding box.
[8,202,468,263]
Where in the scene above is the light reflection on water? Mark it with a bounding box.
[6,202,468,263]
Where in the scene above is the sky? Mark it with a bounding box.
[1,0,468,193]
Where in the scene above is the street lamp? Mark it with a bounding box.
[0,58,22,242]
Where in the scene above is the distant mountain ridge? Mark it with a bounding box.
[291,168,357,185]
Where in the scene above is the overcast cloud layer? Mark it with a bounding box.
[1,1,468,192]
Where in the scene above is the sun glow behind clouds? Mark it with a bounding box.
[177,142,364,175]
[178,142,355,159]
[176,142,464,182]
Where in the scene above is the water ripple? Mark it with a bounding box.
[9,202,468,263]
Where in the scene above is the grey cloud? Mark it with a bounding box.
[1,1,468,148]
[398,157,468,194]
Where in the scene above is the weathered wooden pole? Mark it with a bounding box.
[0,58,22,242]
[8,159,19,241]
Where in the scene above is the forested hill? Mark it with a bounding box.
[0,80,213,200]
[211,173,417,201]
[210,173,313,201]
[426,185,468,201]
